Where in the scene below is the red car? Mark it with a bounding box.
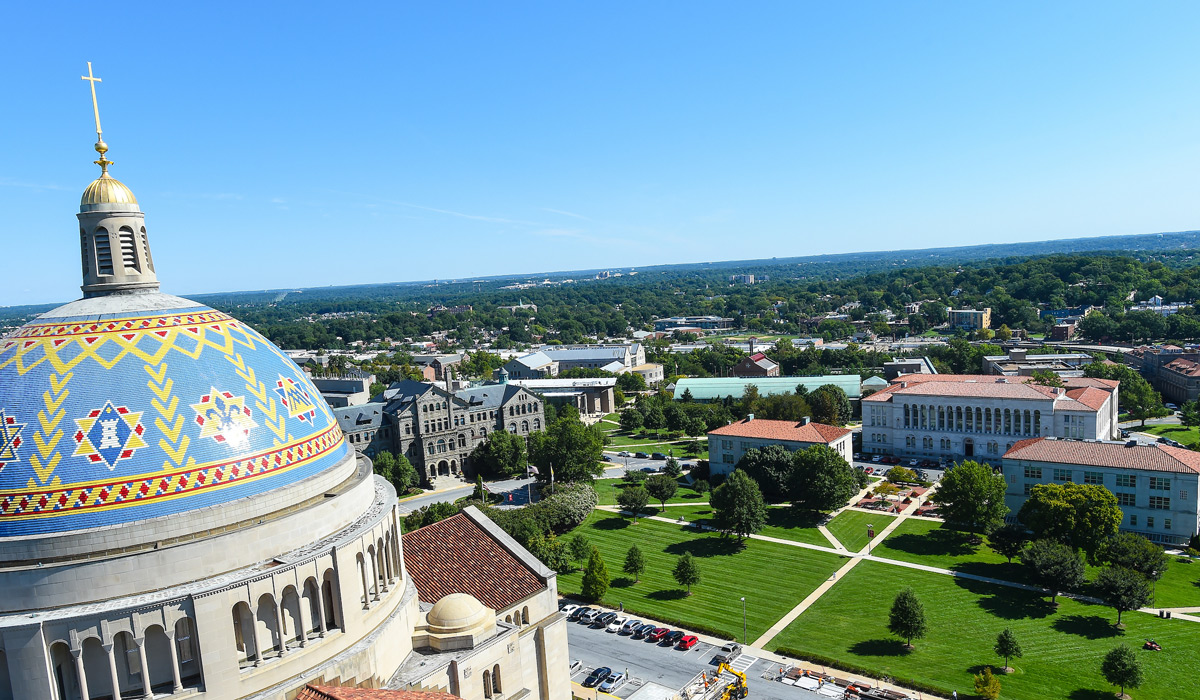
[676,635,698,650]
[646,627,669,642]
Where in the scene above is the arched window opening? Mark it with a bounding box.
[52,640,84,700]
[118,226,139,272]
[281,587,304,645]
[483,670,493,699]
[256,594,283,657]
[94,227,113,275]
[522,606,530,625]
[493,664,502,694]
[144,625,174,691]
[323,569,341,629]
[175,616,202,686]
[140,227,154,270]
[80,229,89,277]
[233,602,257,665]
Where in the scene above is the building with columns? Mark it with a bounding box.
[0,74,569,700]
[861,374,1120,463]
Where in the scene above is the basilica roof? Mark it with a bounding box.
[0,293,351,536]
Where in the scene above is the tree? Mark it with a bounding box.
[931,461,1009,536]
[1181,400,1200,428]
[710,469,768,541]
[528,409,605,483]
[644,405,666,435]
[1101,644,1143,699]
[693,478,711,495]
[988,523,1030,564]
[885,466,918,483]
[645,473,679,510]
[616,372,648,393]
[1020,538,1085,604]
[672,552,701,594]
[888,587,927,648]
[568,534,592,570]
[1019,482,1122,563]
[680,387,695,402]
[581,548,609,602]
[994,628,1022,673]
[619,409,644,432]
[1096,566,1153,626]
[624,544,646,583]
[736,444,798,503]
[973,667,1001,700]
[809,384,852,425]
[1030,369,1064,387]
[663,456,683,478]
[616,485,650,521]
[791,444,861,511]
[528,532,571,573]
[470,429,529,479]
[995,324,1013,341]
[1100,532,1170,582]
[374,451,420,495]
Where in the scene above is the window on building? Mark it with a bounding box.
[1116,474,1135,488]
[1149,477,1171,491]
[1117,492,1135,507]
[1149,496,1171,510]
[1053,469,1072,482]
[1181,490,1189,500]
[1083,472,1102,485]
[1024,466,1042,479]
[721,440,732,450]
[1146,516,1155,529]
[1165,519,1173,530]
[1130,514,1137,527]
[722,454,734,464]
[1023,483,1033,495]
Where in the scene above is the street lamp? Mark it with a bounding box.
[740,596,747,644]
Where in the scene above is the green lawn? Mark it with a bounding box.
[773,561,1200,700]
[642,505,834,548]
[871,519,1029,584]
[1152,556,1200,608]
[827,510,897,552]
[593,477,708,506]
[559,511,846,640]
[1141,424,1200,447]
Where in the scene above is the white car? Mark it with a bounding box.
[606,615,627,633]
[560,604,579,618]
[620,618,642,634]
[618,451,632,457]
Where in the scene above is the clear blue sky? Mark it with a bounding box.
[3,2,1200,305]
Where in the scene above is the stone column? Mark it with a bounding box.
[370,554,380,601]
[165,628,183,692]
[71,648,91,700]
[274,601,289,656]
[105,643,121,700]
[315,584,328,637]
[135,638,151,699]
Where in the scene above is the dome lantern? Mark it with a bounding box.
[77,61,159,298]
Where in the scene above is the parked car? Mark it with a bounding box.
[618,451,632,457]
[871,455,883,463]
[601,455,612,462]
[569,659,583,674]
[577,608,599,623]
[647,627,670,642]
[652,452,667,460]
[641,466,656,473]
[599,672,627,693]
[715,642,742,664]
[621,618,643,634]
[593,612,618,627]
[635,452,649,459]
[665,630,685,645]
[677,635,699,650]
[907,459,920,467]
[583,667,611,688]
[560,604,579,618]
[606,615,628,633]
[853,452,863,460]
[633,622,657,639]
[1167,403,1179,412]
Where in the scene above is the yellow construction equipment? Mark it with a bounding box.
[714,662,748,700]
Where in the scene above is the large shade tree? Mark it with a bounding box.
[1019,482,1122,563]
[930,461,1009,535]
[710,469,768,542]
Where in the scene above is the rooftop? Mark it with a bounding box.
[674,374,862,400]
[1004,437,1200,474]
[708,417,850,444]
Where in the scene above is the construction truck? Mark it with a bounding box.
[714,662,748,700]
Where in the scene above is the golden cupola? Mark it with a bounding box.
[80,139,138,206]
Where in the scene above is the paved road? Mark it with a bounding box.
[565,613,824,700]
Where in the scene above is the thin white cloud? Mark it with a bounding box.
[543,207,591,221]
[0,179,67,191]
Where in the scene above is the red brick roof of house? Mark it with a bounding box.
[707,417,850,443]
[402,511,546,610]
[1004,437,1200,474]
[298,686,462,700]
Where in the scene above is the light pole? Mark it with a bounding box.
[740,596,747,644]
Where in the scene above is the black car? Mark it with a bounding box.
[635,451,649,459]
[583,667,612,688]
[664,630,685,645]
[601,455,612,462]
[569,606,591,622]
[633,622,657,639]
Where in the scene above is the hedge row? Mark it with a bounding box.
[773,647,955,698]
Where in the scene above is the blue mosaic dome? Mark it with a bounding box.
[0,293,350,536]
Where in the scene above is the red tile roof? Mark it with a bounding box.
[707,418,850,443]
[1003,437,1200,474]
[402,512,546,610]
[862,374,1116,409]
[298,686,461,700]
[1165,358,1200,377]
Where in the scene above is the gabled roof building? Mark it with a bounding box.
[707,416,853,475]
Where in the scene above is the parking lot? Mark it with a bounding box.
[564,606,826,700]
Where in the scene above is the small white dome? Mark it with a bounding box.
[427,593,489,633]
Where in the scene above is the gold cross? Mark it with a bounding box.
[81,61,103,138]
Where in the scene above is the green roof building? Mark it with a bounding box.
[673,375,863,402]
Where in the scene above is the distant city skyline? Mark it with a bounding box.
[4,2,1200,306]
